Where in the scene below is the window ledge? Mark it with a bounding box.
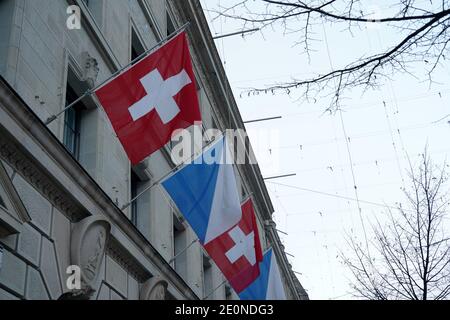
[0,206,22,237]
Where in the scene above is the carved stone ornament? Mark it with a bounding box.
[80,51,99,88]
[140,276,168,300]
[0,136,83,221]
[71,215,111,292]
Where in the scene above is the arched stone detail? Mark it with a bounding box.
[140,276,168,300]
[70,215,111,296]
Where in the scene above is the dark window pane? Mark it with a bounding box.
[167,12,175,35]
[131,28,145,63]
[0,194,6,208]
[63,84,82,159]
[130,171,139,226]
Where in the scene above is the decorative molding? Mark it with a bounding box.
[0,129,85,222]
[71,215,111,293]
[106,235,151,282]
[140,276,168,300]
[80,52,99,89]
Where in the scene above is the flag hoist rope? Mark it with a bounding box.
[44,22,191,126]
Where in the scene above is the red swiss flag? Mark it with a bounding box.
[204,198,264,293]
[95,32,201,165]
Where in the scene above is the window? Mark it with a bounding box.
[173,213,187,278]
[131,27,145,63]
[130,168,151,238]
[130,170,147,226]
[130,171,139,226]
[63,82,84,159]
[167,12,176,35]
[225,285,233,300]
[241,185,247,200]
[62,65,96,168]
[203,254,213,299]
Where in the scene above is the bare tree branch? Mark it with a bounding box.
[342,149,450,300]
[211,1,450,110]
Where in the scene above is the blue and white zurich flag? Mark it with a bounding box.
[161,135,242,244]
[238,249,287,300]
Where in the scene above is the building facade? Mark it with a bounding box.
[0,0,308,300]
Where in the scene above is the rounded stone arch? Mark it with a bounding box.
[140,276,168,300]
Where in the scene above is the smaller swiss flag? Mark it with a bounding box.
[204,198,264,293]
[95,32,201,165]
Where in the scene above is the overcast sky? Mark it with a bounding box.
[200,0,450,299]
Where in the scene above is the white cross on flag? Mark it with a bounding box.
[95,32,201,165]
[203,198,264,293]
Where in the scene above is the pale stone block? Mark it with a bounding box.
[40,237,62,299]
[127,274,139,300]
[26,267,50,300]
[12,174,52,235]
[17,56,41,96]
[0,234,17,250]
[185,231,203,298]
[105,255,127,298]
[150,187,173,262]
[51,208,71,290]
[0,249,27,296]
[89,254,106,296]
[20,37,57,95]
[211,265,226,300]
[96,283,110,300]
[46,15,63,43]
[0,287,18,300]
[17,223,41,266]
[110,289,124,300]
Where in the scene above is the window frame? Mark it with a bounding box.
[130,22,146,64]
[63,84,83,159]
[130,170,141,226]
[202,253,213,299]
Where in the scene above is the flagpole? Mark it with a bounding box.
[120,134,222,211]
[44,21,191,126]
[203,280,228,300]
[168,238,199,264]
